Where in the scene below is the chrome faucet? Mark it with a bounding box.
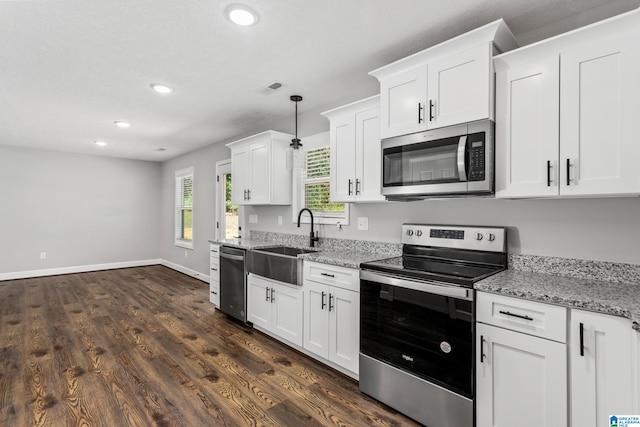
[297,208,319,248]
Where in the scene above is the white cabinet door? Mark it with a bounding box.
[247,140,270,204]
[247,275,271,330]
[428,43,492,129]
[379,65,427,139]
[570,310,633,427]
[271,283,303,347]
[476,323,567,427]
[330,112,356,202]
[303,281,330,359]
[495,56,560,198]
[230,147,249,205]
[355,105,384,202]
[560,33,640,196]
[328,286,359,374]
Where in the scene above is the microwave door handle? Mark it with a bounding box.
[457,135,468,182]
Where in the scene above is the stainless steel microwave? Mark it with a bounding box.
[381,120,494,200]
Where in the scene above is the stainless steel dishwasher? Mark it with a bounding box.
[219,245,246,323]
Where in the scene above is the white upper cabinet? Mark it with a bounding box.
[495,8,640,198]
[322,96,384,203]
[370,19,517,139]
[226,130,293,205]
[427,43,492,129]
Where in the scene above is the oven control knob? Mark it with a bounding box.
[475,233,483,241]
[416,230,423,237]
[407,229,414,236]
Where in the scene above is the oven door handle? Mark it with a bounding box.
[457,135,468,182]
[360,270,471,300]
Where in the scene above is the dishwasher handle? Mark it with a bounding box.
[219,252,245,262]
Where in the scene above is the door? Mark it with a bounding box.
[216,160,240,240]
[379,65,428,139]
[560,33,640,196]
[355,106,384,202]
[570,310,633,427]
[329,286,359,373]
[476,323,567,427]
[428,43,492,129]
[247,275,271,329]
[495,56,560,198]
[304,281,330,359]
[329,113,356,202]
[271,283,303,347]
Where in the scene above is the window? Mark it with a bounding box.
[175,167,194,249]
[293,132,348,225]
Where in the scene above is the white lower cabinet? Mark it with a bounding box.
[209,243,220,307]
[247,274,303,347]
[476,323,567,427]
[569,309,634,427]
[303,262,360,375]
[476,292,568,427]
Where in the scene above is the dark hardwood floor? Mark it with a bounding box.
[0,265,420,426]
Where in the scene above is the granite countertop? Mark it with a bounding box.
[209,238,389,269]
[476,269,640,331]
[300,249,390,269]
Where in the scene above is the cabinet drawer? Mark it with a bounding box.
[477,292,567,343]
[303,261,359,292]
[209,243,220,254]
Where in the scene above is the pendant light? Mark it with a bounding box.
[290,95,303,149]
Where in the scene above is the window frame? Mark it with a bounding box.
[292,132,349,225]
[175,167,194,249]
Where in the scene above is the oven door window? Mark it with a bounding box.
[383,136,465,187]
[360,279,473,398]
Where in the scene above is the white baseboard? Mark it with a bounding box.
[0,259,163,281]
[159,260,209,283]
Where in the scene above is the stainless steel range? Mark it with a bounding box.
[359,224,507,427]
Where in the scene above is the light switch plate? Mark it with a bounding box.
[278,216,283,225]
[357,217,369,231]
[249,214,258,224]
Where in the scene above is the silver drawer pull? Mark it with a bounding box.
[499,310,533,321]
[210,268,218,271]
[320,272,335,278]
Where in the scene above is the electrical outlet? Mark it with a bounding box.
[278,216,283,225]
[357,217,369,231]
[40,252,46,259]
[249,214,258,224]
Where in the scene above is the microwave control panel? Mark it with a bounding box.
[467,132,485,182]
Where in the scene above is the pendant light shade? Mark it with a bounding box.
[290,95,303,150]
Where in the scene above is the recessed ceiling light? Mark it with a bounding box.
[150,83,174,94]
[114,121,130,128]
[226,4,258,26]
[94,141,107,146]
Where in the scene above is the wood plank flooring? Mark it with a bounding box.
[0,265,421,427]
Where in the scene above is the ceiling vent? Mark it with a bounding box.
[256,81,287,95]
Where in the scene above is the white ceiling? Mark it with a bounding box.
[1,0,639,162]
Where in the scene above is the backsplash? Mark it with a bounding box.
[509,254,640,285]
[249,231,402,256]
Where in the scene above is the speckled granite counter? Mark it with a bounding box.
[476,260,640,331]
[208,236,394,269]
[300,249,389,269]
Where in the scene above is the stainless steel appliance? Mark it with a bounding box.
[381,120,494,199]
[359,224,507,427]
[219,245,247,323]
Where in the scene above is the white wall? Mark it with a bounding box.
[160,141,230,277]
[0,145,162,276]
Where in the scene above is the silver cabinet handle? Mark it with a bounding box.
[355,179,361,195]
[270,288,275,303]
[321,291,326,310]
[328,294,334,311]
[418,102,424,124]
[265,286,270,302]
[429,99,435,121]
[566,159,572,186]
[320,272,335,278]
